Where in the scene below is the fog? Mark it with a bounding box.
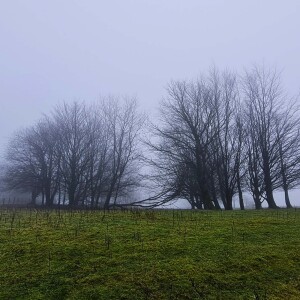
[1,1,300,207]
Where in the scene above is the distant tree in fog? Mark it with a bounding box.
[53,102,92,207]
[100,98,144,209]
[2,98,144,208]
[3,118,59,206]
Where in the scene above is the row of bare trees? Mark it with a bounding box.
[1,65,300,209]
[2,98,144,209]
[145,66,300,209]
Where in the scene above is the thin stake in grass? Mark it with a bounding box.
[48,250,51,272]
[105,234,112,250]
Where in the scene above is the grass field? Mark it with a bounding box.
[0,208,300,299]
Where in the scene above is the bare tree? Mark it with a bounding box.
[244,108,264,209]
[100,97,144,209]
[4,128,42,204]
[146,77,220,209]
[85,106,111,207]
[210,69,243,210]
[273,102,300,208]
[31,118,61,206]
[52,102,94,207]
[242,66,282,209]
[3,118,60,206]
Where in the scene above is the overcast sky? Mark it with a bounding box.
[1,0,300,205]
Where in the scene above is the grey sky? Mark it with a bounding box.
[1,1,300,205]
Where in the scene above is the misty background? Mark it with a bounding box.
[1,0,300,207]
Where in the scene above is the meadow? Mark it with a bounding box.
[0,208,300,299]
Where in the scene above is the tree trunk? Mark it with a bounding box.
[211,181,221,210]
[279,149,293,208]
[31,190,37,205]
[253,190,262,209]
[284,186,292,208]
[224,191,233,210]
[262,152,278,209]
[201,187,215,210]
[264,179,278,209]
[237,173,244,210]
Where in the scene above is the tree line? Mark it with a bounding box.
[144,66,300,209]
[1,98,144,209]
[1,65,300,209]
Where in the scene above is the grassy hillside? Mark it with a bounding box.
[0,208,300,299]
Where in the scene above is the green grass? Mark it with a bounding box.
[0,208,300,299]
